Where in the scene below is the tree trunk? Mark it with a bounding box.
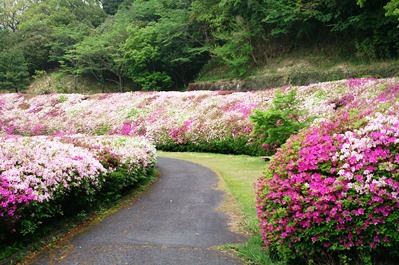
[119,75,123,92]
[73,76,78,91]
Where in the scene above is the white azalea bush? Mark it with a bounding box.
[0,135,156,238]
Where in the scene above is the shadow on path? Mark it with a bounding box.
[27,157,245,265]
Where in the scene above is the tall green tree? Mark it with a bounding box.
[72,35,110,92]
[0,0,34,31]
[19,0,106,29]
[48,24,91,65]
[0,49,30,93]
[0,30,18,51]
[16,0,106,71]
[102,0,124,15]
[90,15,130,91]
[61,48,84,91]
[122,0,207,90]
[123,25,171,90]
[191,0,265,76]
[15,26,53,72]
[61,13,130,92]
[348,0,399,59]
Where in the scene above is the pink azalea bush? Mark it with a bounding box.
[0,135,156,237]
[256,83,399,263]
[57,134,156,174]
[58,135,157,195]
[1,79,395,155]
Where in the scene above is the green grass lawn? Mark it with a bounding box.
[158,151,282,265]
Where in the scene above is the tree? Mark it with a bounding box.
[19,0,106,29]
[0,49,30,93]
[72,35,110,92]
[16,26,53,72]
[91,16,130,91]
[211,23,254,77]
[48,23,91,65]
[384,0,399,20]
[15,0,107,71]
[348,0,399,59]
[123,25,170,90]
[60,49,84,91]
[0,30,18,51]
[0,0,34,31]
[106,41,128,92]
[151,3,208,87]
[191,0,265,76]
[102,0,124,15]
[121,0,207,90]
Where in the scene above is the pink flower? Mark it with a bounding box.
[323,242,332,248]
[355,208,364,216]
[311,236,319,242]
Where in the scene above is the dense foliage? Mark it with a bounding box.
[1,0,399,91]
[0,134,156,239]
[256,81,399,263]
[0,49,29,93]
[250,89,315,154]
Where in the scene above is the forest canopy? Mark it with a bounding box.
[0,0,399,91]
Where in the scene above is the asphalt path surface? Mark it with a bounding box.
[27,157,245,265]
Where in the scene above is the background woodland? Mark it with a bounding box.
[1,0,399,92]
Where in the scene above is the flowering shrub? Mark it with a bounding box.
[256,86,399,263]
[0,135,156,237]
[59,135,157,197]
[0,78,395,155]
[58,134,157,174]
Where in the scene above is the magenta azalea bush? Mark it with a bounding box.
[0,135,156,237]
[256,83,399,263]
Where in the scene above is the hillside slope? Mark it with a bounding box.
[24,57,399,95]
[191,57,399,91]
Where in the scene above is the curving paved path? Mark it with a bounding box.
[27,157,245,265]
